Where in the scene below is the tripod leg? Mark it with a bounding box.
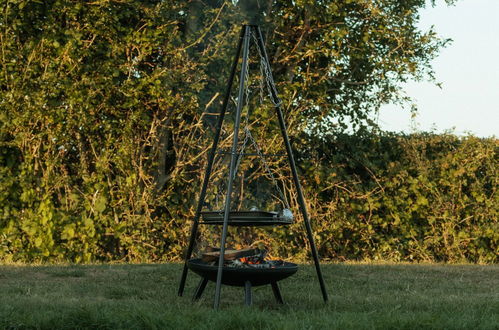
[213,24,252,310]
[178,26,246,297]
[253,26,329,303]
[192,278,209,302]
[244,281,253,306]
[271,281,284,304]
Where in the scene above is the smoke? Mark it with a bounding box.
[236,0,268,25]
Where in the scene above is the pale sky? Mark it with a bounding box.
[377,0,499,137]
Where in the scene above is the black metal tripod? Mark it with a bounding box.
[177,25,328,309]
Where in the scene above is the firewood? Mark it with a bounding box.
[205,246,220,253]
[202,248,260,263]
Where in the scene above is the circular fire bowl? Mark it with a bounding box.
[187,258,298,287]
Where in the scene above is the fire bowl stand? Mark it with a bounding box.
[192,278,283,306]
[177,24,329,309]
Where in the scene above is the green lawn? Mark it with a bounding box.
[0,263,497,329]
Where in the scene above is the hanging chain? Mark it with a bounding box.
[226,29,290,210]
[258,48,265,105]
[246,31,290,209]
[244,127,290,209]
[252,32,282,108]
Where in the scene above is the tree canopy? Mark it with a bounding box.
[185,0,452,133]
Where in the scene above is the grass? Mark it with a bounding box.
[0,263,497,329]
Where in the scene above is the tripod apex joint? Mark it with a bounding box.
[237,0,269,26]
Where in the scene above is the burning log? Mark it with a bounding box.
[201,248,261,263]
[201,247,285,269]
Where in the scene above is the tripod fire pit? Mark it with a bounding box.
[177,24,328,308]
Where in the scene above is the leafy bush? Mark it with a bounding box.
[297,132,498,263]
[2,126,497,263]
[0,1,496,263]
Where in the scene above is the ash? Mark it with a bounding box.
[227,259,285,269]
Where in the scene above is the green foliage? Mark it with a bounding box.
[297,132,498,263]
[1,1,496,263]
[0,0,201,262]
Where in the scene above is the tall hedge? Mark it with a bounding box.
[298,132,498,263]
[2,126,498,263]
[1,1,496,263]
[0,0,203,262]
